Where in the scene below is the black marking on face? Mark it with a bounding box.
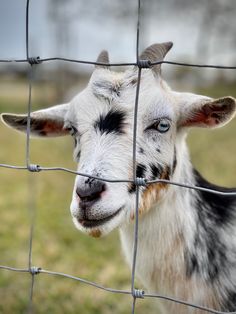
[130,78,138,86]
[164,166,171,181]
[172,146,177,173]
[156,148,161,153]
[112,86,121,97]
[73,136,81,159]
[73,136,78,147]
[150,164,163,180]
[128,164,147,194]
[94,109,126,135]
[128,183,136,194]
[139,147,145,154]
[76,149,81,160]
[136,164,146,178]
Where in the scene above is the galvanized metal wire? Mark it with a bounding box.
[1,57,236,70]
[0,0,236,313]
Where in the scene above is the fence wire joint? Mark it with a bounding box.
[30,266,41,275]
[134,177,147,186]
[27,164,41,172]
[28,56,41,65]
[137,59,151,68]
[132,289,145,299]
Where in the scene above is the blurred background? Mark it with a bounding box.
[0,0,235,313]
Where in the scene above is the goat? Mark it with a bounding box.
[1,42,236,314]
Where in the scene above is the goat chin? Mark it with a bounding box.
[71,205,127,238]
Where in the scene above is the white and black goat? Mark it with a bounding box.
[2,42,236,314]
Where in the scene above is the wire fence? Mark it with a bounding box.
[0,0,236,313]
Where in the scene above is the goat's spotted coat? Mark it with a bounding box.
[2,42,236,314]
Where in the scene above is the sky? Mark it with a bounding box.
[0,0,235,66]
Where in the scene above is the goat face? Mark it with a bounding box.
[2,43,236,237]
[69,66,179,237]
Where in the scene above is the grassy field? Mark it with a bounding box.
[0,77,235,314]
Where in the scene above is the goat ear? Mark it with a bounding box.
[1,103,70,137]
[178,95,236,129]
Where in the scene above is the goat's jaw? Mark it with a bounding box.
[70,204,127,237]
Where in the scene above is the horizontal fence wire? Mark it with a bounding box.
[1,58,236,70]
[0,0,236,313]
[0,163,235,196]
[1,265,236,314]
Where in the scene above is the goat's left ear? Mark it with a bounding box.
[1,103,70,137]
[178,95,236,129]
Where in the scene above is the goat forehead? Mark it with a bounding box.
[67,71,175,128]
[123,72,176,116]
[91,70,124,101]
[139,90,175,118]
[70,94,127,127]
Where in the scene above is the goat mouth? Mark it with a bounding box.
[78,207,123,228]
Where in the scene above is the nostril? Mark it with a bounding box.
[76,182,106,203]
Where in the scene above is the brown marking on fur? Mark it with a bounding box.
[166,295,221,314]
[150,232,185,289]
[128,165,171,219]
[4,115,67,136]
[41,120,67,136]
[180,100,233,128]
[139,166,170,215]
[164,281,222,314]
[150,232,222,313]
[130,211,135,221]
[89,229,102,238]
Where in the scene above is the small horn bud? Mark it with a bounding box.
[95,50,110,69]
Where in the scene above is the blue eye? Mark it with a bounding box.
[153,119,171,133]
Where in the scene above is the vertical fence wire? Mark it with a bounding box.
[131,66,142,313]
[131,1,142,312]
[26,65,34,169]
[0,0,236,313]
[26,1,37,313]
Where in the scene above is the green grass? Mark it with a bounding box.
[0,79,235,313]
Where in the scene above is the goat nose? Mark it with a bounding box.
[76,181,106,203]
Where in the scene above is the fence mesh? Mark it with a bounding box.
[0,0,236,313]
